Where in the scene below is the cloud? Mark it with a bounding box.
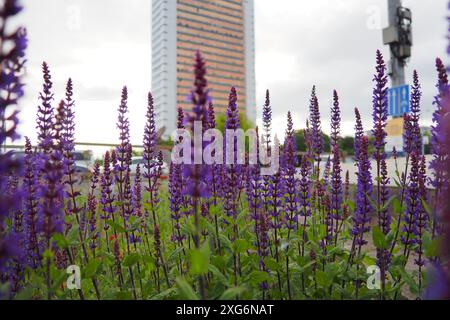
[14,0,449,148]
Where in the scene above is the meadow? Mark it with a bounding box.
[1,0,450,300]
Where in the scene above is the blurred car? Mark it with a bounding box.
[129,156,168,178]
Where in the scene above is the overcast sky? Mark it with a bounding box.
[13,0,449,146]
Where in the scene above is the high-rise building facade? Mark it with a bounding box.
[152,0,256,137]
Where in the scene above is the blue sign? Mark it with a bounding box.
[389,85,410,117]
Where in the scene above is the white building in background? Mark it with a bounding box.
[152,0,256,138]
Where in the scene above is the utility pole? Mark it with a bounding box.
[383,0,412,87]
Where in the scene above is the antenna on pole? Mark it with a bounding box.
[382,0,413,154]
[383,0,412,87]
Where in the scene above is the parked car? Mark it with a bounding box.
[129,157,168,178]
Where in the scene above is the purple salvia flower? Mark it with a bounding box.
[262,89,272,153]
[100,151,115,231]
[269,136,284,232]
[410,71,423,154]
[283,111,298,231]
[87,161,100,252]
[403,113,413,154]
[115,86,131,217]
[351,136,373,247]
[0,2,26,276]
[23,137,40,268]
[415,155,428,270]
[122,144,134,220]
[309,86,323,163]
[322,156,331,187]
[379,157,391,235]
[299,154,312,218]
[402,152,421,252]
[36,62,54,155]
[343,170,350,219]
[429,58,449,202]
[247,127,261,219]
[39,116,65,243]
[354,107,364,163]
[223,87,240,220]
[330,90,341,148]
[330,144,342,227]
[372,50,389,160]
[133,163,142,218]
[169,162,184,244]
[111,149,118,184]
[143,92,162,226]
[258,210,270,290]
[207,101,215,130]
[206,102,222,201]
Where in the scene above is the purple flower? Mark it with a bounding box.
[283,111,298,230]
[409,71,423,154]
[100,151,115,229]
[402,152,421,249]
[268,137,284,231]
[247,127,261,231]
[257,211,270,288]
[143,92,162,226]
[415,155,428,269]
[429,58,449,193]
[330,90,341,148]
[88,161,100,252]
[354,108,364,163]
[183,52,210,199]
[36,62,54,155]
[115,87,131,199]
[23,137,40,268]
[262,89,272,153]
[351,136,373,247]
[372,50,389,161]
[299,154,312,218]
[39,133,65,244]
[330,144,342,222]
[403,113,413,154]
[309,86,323,161]
[223,87,241,220]
[133,163,142,218]
[169,162,184,244]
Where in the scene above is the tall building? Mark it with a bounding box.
[152,0,256,137]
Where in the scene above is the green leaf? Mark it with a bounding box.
[421,199,433,217]
[52,233,69,249]
[66,226,80,244]
[233,239,250,253]
[316,270,332,288]
[43,249,54,260]
[372,226,388,249]
[106,220,126,233]
[265,257,281,271]
[248,271,271,286]
[208,264,228,285]
[400,269,418,295]
[176,277,199,300]
[150,288,177,300]
[425,237,441,258]
[84,259,101,278]
[347,200,355,213]
[190,243,211,275]
[393,198,404,215]
[219,287,245,300]
[122,253,141,267]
